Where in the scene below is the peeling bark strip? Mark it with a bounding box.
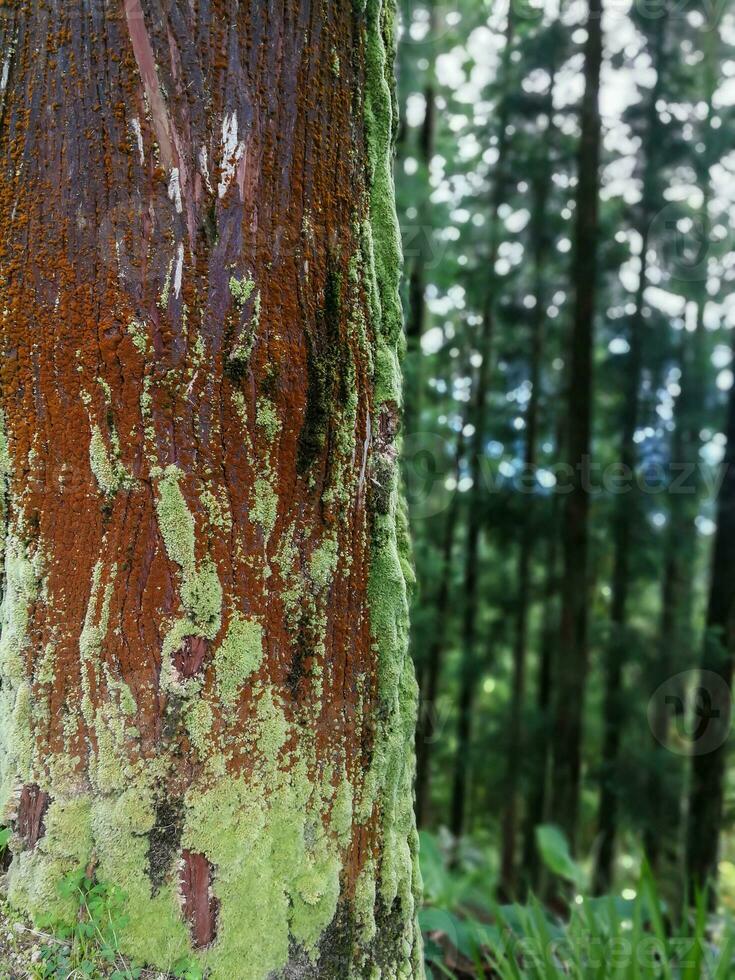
[173,636,209,679]
[0,1,421,977]
[16,784,50,850]
[180,850,218,948]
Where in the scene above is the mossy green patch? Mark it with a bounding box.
[229,275,256,308]
[155,466,196,570]
[185,698,214,756]
[89,424,132,496]
[7,795,93,926]
[251,476,278,540]
[154,467,222,638]
[310,536,339,591]
[214,612,264,707]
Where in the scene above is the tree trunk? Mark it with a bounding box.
[449,5,515,847]
[0,3,422,977]
[648,25,716,889]
[646,314,705,887]
[521,497,561,892]
[548,0,603,850]
[592,263,642,895]
[414,426,464,827]
[593,16,666,892]
[686,337,735,896]
[499,131,553,898]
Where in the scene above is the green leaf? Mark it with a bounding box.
[534,824,585,886]
[418,831,449,901]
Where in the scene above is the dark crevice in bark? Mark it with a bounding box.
[297,261,345,476]
[147,797,184,893]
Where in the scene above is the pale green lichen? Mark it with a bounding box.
[7,795,94,925]
[89,424,132,496]
[154,466,222,637]
[251,476,278,540]
[310,536,339,591]
[159,259,173,311]
[201,486,232,533]
[214,612,263,707]
[182,697,348,978]
[180,559,223,636]
[97,377,112,402]
[0,533,43,812]
[228,277,261,364]
[256,397,281,442]
[79,561,116,727]
[185,698,214,756]
[35,643,56,686]
[229,275,256,307]
[155,466,196,570]
[128,319,149,354]
[91,786,190,966]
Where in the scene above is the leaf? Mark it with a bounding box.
[418,831,449,902]
[534,824,585,886]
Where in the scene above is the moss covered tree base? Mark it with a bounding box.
[0,1,422,976]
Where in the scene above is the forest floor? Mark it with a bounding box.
[0,897,180,980]
[0,898,47,979]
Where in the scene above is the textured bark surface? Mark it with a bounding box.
[0,1,422,976]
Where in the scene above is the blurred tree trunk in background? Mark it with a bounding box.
[522,490,562,892]
[403,0,438,438]
[415,426,465,826]
[499,64,558,897]
[686,333,735,897]
[450,8,515,846]
[0,2,423,975]
[549,0,603,851]
[647,25,717,889]
[593,14,667,895]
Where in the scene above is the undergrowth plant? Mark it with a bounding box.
[34,869,140,980]
[32,869,202,980]
[420,828,735,979]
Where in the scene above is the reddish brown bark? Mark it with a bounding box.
[16,784,50,851]
[180,850,219,948]
[0,2,420,975]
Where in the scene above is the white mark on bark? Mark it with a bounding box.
[198,147,214,195]
[1,55,10,93]
[174,242,184,298]
[130,117,145,166]
[218,113,245,199]
[169,168,183,214]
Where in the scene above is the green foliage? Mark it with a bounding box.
[30,870,204,980]
[418,831,735,979]
[34,869,139,979]
[534,824,585,889]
